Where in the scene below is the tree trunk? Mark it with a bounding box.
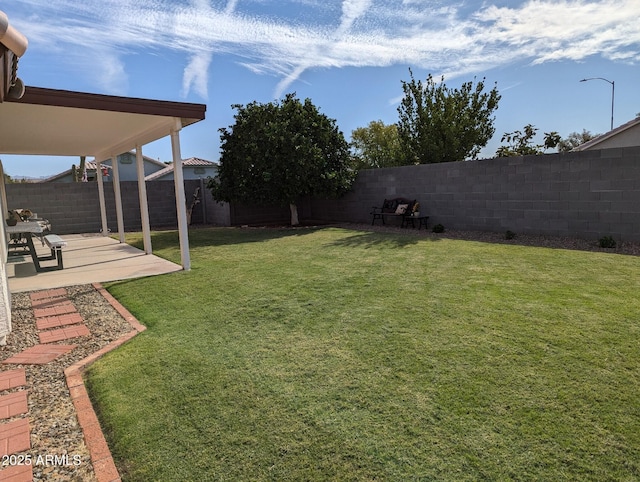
[289,203,299,226]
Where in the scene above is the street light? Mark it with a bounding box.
[580,77,615,131]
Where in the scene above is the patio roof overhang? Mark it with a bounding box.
[0,85,206,273]
[0,86,206,160]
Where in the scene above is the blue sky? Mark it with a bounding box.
[2,0,640,178]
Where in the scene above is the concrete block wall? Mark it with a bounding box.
[6,147,640,241]
[6,180,207,234]
[309,147,640,242]
[7,182,103,234]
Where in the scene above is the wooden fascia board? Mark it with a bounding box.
[7,86,206,123]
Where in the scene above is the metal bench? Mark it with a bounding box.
[35,234,67,272]
[370,197,417,226]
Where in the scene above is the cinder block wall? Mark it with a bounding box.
[6,147,640,241]
[6,180,211,234]
[309,147,640,242]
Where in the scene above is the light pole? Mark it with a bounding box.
[580,77,615,131]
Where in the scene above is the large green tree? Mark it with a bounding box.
[397,70,501,163]
[350,120,403,169]
[208,93,355,225]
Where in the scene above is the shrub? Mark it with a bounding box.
[432,224,445,233]
[598,236,616,249]
[505,230,516,240]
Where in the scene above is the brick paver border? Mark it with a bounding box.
[3,283,146,481]
[36,312,85,330]
[0,418,30,456]
[1,345,76,365]
[33,303,76,319]
[62,283,147,482]
[0,370,26,392]
[39,324,91,344]
[29,288,68,302]
[0,462,34,481]
[0,392,28,420]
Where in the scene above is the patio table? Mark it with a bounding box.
[7,221,45,248]
[6,220,58,272]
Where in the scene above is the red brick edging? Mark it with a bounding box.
[63,283,147,482]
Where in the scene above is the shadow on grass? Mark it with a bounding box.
[129,226,326,251]
[325,230,442,249]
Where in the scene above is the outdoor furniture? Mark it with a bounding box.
[7,221,45,253]
[402,214,430,230]
[6,221,65,272]
[41,234,67,271]
[370,198,417,226]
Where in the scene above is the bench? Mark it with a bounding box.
[370,198,417,226]
[34,234,67,272]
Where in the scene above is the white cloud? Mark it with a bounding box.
[7,0,640,98]
[336,0,373,36]
[182,50,213,98]
[224,0,239,15]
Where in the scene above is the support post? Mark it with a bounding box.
[96,159,109,236]
[110,154,126,243]
[135,146,153,254]
[170,121,191,270]
[199,177,207,224]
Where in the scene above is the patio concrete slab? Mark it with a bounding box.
[8,234,182,293]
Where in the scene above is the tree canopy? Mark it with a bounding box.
[496,124,561,157]
[350,120,403,169]
[397,70,501,163]
[208,93,355,225]
[557,129,599,152]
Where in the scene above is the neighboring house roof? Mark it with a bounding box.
[182,157,216,166]
[573,116,640,151]
[144,157,218,181]
[41,161,111,182]
[105,151,167,170]
[41,152,171,182]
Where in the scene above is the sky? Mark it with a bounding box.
[2,0,640,178]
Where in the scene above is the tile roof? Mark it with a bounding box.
[182,157,217,166]
[144,157,217,181]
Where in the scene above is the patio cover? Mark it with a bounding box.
[0,86,206,270]
[0,86,205,159]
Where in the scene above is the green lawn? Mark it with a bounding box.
[85,227,640,481]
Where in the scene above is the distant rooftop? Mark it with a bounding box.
[144,157,218,181]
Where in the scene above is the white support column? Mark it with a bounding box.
[96,159,109,236]
[111,154,126,243]
[135,146,153,254]
[0,161,11,345]
[170,121,191,271]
